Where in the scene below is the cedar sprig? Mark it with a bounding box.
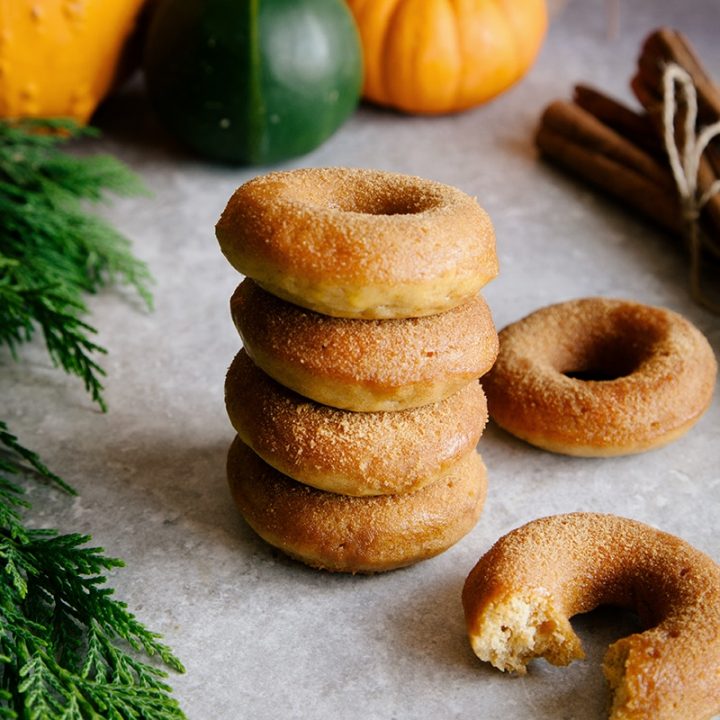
[0,119,153,409]
[0,275,109,409]
[0,120,185,718]
[0,421,73,500]
[1,426,186,719]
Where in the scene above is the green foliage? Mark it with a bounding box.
[0,121,185,718]
[0,118,153,410]
[0,424,186,719]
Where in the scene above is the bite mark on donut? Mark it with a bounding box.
[467,590,583,674]
[463,513,720,720]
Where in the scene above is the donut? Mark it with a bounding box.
[482,298,717,456]
[462,512,720,720]
[230,279,499,412]
[224,349,488,496]
[227,437,488,573]
[215,167,498,319]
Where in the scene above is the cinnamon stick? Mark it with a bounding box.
[573,84,664,157]
[632,30,720,253]
[536,28,719,311]
[536,101,683,235]
[633,28,720,125]
[539,100,676,191]
[570,85,720,241]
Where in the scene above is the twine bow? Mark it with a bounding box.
[662,62,720,313]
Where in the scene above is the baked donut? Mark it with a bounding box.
[483,298,717,456]
[227,437,488,573]
[230,279,499,412]
[225,349,488,496]
[462,512,720,720]
[215,167,498,319]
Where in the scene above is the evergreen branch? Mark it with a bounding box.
[0,440,186,719]
[0,272,108,411]
[0,118,153,411]
[0,121,184,717]
[0,421,73,496]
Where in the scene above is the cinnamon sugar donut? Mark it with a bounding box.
[231,279,499,412]
[227,437,488,573]
[462,512,720,720]
[215,167,498,319]
[483,298,716,456]
[225,349,488,496]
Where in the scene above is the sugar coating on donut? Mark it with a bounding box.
[216,167,498,319]
[225,349,488,496]
[227,437,488,573]
[231,279,499,412]
[462,513,720,720]
[483,298,717,456]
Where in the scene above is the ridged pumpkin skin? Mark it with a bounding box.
[143,0,363,165]
[347,0,547,114]
[0,0,147,122]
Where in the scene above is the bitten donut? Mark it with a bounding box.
[483,298,716,456]
[225,349,488,496]
[231,279,499,412]
[228,437,488,573]
[215,167,498,319]
[462,513,720,720]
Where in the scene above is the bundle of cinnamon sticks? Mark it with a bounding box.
[536,28,719,311]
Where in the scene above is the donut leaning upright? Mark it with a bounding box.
[217,167,500,573]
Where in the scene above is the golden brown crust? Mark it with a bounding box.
[231,279,499,412]
[227,437,488,573]
[483,297,717,456]
[225,349,488,496]
[462,512,720,720]
[215,167,498,319]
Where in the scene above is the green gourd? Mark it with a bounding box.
[143,0,363,164]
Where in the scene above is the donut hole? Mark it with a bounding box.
[335,188,442,216]
[351,193,439,216]
[559,329,659,382]
[561,347,639,382]
[290,176,444,216]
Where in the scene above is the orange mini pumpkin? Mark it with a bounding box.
[346,0,548,114]
[0,0,148,122]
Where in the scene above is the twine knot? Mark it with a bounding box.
[662,62,720,312]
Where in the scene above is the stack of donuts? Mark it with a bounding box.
[216,167,499,573]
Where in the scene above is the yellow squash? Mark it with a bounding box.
[0,0,147,122]
[347,0,547,114]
